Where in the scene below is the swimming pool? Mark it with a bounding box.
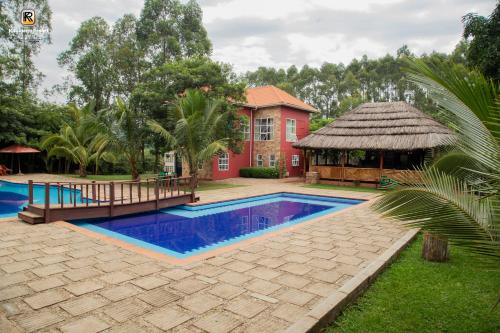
[0,181,86,218]
[74,193,363,258]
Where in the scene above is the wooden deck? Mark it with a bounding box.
[18,176,195,224]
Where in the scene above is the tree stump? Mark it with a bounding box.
[421,232,449,262]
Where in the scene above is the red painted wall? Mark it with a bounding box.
[209,106,310,180]
[211,108,252,180]
[280,106,310,177]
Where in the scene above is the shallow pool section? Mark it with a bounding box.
[74,193,363,258]
[0,181,86,218]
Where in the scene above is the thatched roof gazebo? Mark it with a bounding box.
[294,101,455,185]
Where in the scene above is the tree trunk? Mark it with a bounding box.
[421,232,449,262]
[130,157,139,180]
[79,164,87,178]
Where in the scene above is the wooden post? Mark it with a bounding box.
[109,182,115,217]
[155,179,159,210]
[28,180,33,204]
[44,183,50,223]
[422,232,449,262]
[379,151,384,182]
[191,176,196,203]
[91,181,96,202]
[137,180,141,202]
[341,150,346,182]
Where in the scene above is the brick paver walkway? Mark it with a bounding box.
[0,175,407,332]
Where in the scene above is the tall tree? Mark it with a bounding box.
[136,0,211,65]
[58,17,114,110]
[0,0,52,96]
[462,3,500,82]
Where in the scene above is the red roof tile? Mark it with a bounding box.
[245,85,318,113]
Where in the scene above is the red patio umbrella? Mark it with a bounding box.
[0,144,41,175]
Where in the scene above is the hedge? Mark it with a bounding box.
[239,167,279,178]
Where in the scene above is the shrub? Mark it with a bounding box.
[240,167,279,178]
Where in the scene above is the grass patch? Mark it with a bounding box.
[64,174,156,181]
[327,236,500,333]
[303,183,383,193]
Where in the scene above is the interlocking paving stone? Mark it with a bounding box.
[60,295,109,316]
[271,303,308,322]
[131,275,169,290]
[64,280,104,296]
[11,250,43,261]
[127,262,162,276]
[36,254,69,265]
[64,268,101,281]
[304,282,338,297]
[171,278,209,294]
[99,284,139,301]
[279,262,313,276]
[244,278,282,295]
[246,266,282,280]
[27,276,65,292]
[190,264,226,277]
[0,272,31,289]
[217,271,253,285]
[232,252,262,263]
[282,253,311,264]
[32,263,66,277]
[64,258,96,269]
[273,273,311,289]
[144,307,192,331]
[206,256,233,267]
[14,310,65,332]
[257,257,286,268]
[193,312,242,333]
[1,260,37,273]
[208,283,245,300]
[333,254,363,266]
[307,258,337,270]
[223,261,255,273]
[103,299,150,322]
[108,323,148,333]
[137,287,181,307]
[308,269,343,283]
[276,288,316,306]
[24,289,71,309]
[180,293,223,314]
[225,296,268,318]
[244,317,288,333]
[160,268,194,280]
[60,315,110,333]
[99,271,134,284]
[94,261,130,273]
[0,285,31,302]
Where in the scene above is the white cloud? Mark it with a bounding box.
[32,0,497,102]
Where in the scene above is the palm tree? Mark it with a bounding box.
[42,103,112,177]
[148,89,229,190]
[373,59,499,265]
[102,97,146,180]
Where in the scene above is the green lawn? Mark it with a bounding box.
[303,183,383,193]
[327,236,500,333]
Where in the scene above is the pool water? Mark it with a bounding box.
[74,193,363,258]
[0,181,86,218]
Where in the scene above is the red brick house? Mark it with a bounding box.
[183,85,318,180]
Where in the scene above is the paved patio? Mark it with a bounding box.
[0,175,409,332]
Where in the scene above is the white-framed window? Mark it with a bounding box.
[256,154,264,167]
[292,154,300,167]
[286,119,297,142]
[269,154,276,167]
[218,153,229,171]
[242,123,250,141]
[254,118,273,141]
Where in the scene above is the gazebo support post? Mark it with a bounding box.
[379,151,384,181]
[341,150,346,182]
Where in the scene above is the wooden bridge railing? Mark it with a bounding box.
[28,175,194,211]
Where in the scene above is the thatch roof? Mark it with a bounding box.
[294,101,455,150]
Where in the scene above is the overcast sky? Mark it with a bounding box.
[35,0,495,101]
